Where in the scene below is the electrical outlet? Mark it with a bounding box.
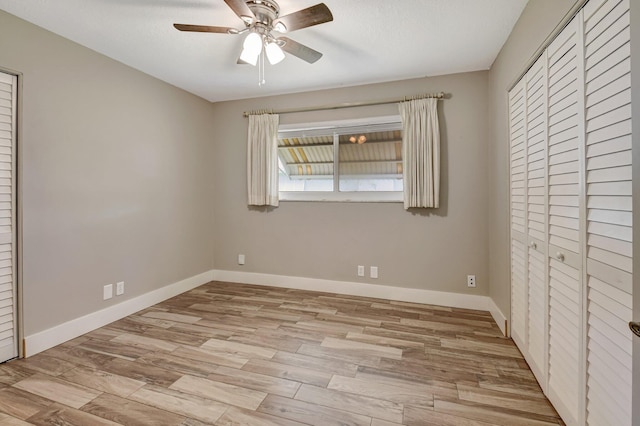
[103,284,113,300]
[467,275,476,288]
[238,254,245,265]
[357,265,365,277]
[370,266,378,279]
[116,281,125,296]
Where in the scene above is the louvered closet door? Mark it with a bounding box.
[525,54,548,383]
[582,0,632,424]
[0,72,17,363]
[546,14,584,426]
[509,79,527,348]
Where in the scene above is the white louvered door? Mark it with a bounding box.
[508,0,634,424]
[582,0,632,424]
[525,54,548,384]
[509,79,527,349]
[546,14,585,426]
[0,71,17,364]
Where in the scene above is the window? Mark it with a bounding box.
[278,117,403,202]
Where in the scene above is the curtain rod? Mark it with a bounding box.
[242,92,446,117]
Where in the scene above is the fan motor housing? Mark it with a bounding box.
[246,0,280,26]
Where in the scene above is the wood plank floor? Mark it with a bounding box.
[0,281,564,425]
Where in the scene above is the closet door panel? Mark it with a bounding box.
[525,55,548,381]
[582,0,632,424]
[0,72,17,364]
[545,14,583,426]
[510,80,527,346]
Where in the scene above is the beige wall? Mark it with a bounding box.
[211,72,491,296]
[0,11,216,335]
[487,0,579,317]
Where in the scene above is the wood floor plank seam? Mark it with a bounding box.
[0,281,562,425]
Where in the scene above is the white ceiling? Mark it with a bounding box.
[0,0,529,102]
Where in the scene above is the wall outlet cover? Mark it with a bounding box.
[467,275,476,288]
[116,281,125,296]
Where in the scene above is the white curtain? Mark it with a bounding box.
[399,98,440,209]
[247,113,280,206]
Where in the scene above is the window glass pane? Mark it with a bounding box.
[277,134,333,192]
[338,129,403,192]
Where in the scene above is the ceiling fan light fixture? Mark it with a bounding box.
[240,49,260,66]
[243,32,262,54]
[174,0,333,76]
[265,41,285,65]
[240,32,263,65]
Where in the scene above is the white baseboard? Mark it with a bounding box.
[23,270,215,357]
[214,270,508,335]
[487,298,508,337]
[24,268,510,357]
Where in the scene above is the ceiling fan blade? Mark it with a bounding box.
[273,3,333,33]
[280,37,323,64]
[174,23,234,33]
[224,0,256,24]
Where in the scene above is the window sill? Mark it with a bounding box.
[279,191,403,203]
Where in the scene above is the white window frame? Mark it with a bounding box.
[278,116,403,203]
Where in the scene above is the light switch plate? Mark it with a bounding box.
[370,266,378,279]
[103,284,113,300]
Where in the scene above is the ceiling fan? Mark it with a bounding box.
[174,0,333,66]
